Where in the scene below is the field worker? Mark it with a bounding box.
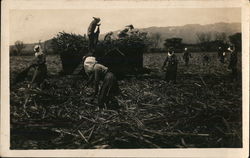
[29,45,47,88]
[118,24,135,38]
[183,47,192,66]
[228,46,238,81]
[217,47,222,58]
[162,48,178,84]
[83,57,121,110]
[126,24,134,30]
[217,46,225,63]
[87,17,101,51]
[118,28,129,38]
[104,32,113,42]
[202,55,210,66]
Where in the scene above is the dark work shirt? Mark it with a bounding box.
[87,20,98,35]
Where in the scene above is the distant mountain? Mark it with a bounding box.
[10,22,241,52]
[140,22,241,45]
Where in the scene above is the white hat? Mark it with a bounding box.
[168,52,173,57]
[34,45,41,52]
[83,56,97,75]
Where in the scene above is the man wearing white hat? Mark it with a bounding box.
[183,47,191,66]
[87,17,101,51]
[29,44,47,88]
[162,48,178,84]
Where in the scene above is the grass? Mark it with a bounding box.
[10,52,242,149]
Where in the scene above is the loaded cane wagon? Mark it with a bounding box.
[51,32,149,77]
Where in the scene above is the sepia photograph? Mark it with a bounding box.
[1,0,249,157]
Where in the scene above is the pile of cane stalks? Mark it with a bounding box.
[10,68,242,149]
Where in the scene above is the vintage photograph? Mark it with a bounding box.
[8,6,243,150]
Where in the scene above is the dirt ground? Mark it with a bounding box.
[10,52,242,149]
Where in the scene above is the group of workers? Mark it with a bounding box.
[25,17,239,110]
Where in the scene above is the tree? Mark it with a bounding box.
[151,32,162,48]
[14,40,25,55]
[164,37,183,52]
[213,32,229,51]
[196,32,212,51]
[196,32,212,43]
[214,32,227,42]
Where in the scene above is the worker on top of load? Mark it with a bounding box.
[104,31,113,42]
[118,28,129,39]
[218,47,222,58]
[162,48,178,84]
[228,45,238,81]
[183,47,192,66]
[117,24,134,39]
[83,55,121,110]
[28,44,47,89]
[87,17,101,51]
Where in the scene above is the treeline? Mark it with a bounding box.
[149,32,241,53]
[10,31,241,56]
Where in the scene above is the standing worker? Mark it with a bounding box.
[218,46,225,63]
[183,47,191,66]
[93,24,101,47]
[162,48,178,84]
[217,47,223,59]
[228,46,238,81]
[118,28,129,39]
[104,32,113,42]
[117,24,134,39]
[87,17,101,51]
[29,45,47,88]
[83,57,121,110]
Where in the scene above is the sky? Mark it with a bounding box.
[9,8,241,45]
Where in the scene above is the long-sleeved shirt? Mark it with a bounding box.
[34,51,46,65]
[93,64,108,83]
[162,53,178,68]
[88,64,108,95]
[183,51,191,59]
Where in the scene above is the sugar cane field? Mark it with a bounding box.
[10,52,242,149]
